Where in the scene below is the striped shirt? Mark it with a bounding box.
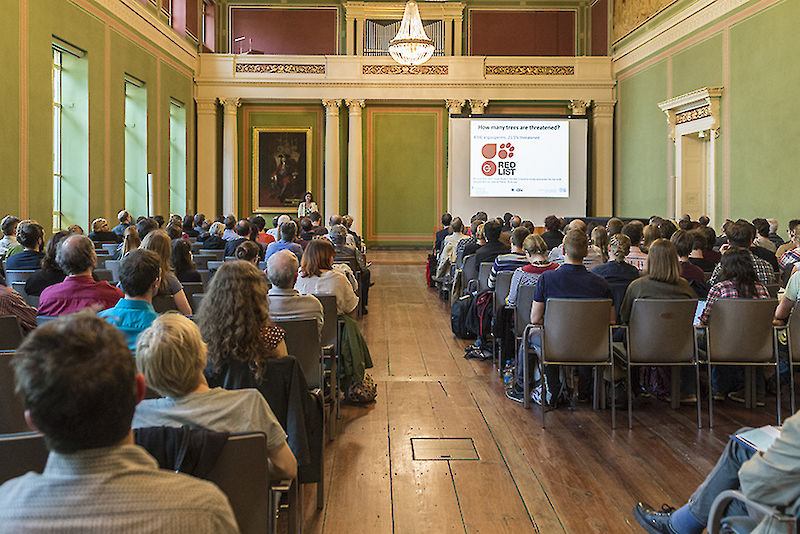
[0,285,37,332]
[779,248,800,270]
[0,444,238,534]
[488,252,528,288]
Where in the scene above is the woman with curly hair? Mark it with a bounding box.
[140,229,192,315]
[198,261,288,385]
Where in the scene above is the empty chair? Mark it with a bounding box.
[477,262,493,293]
[192,293,205,311]
[104,260,121,282]
[200,249,225,261]
[0,316,24,351]
[315,293,340,437]
[522,298,616,428]
[9,281,37,307]
[181,282,205,307]
[0,350,28,433]
[5,270,37,287]
[699,298,780,426]
[491,270,514,372]
[616,299,701,429]
[0,432,48,485]
[93,269,114,282]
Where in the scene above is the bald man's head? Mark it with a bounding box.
[56,234,97,276]
[567,219,586,233]
[267,250,299,289]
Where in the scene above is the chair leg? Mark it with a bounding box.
[627,363,633,429]
[790,359,796,416]
[288,479,299,534]
[610,360,616,430]
[744,368,753,409]
[523,337,530,410]
[776,362,782,426]
[695,363,702,429]
[708,361,714,429]
[670,367,680,410]
[539,360,546,429]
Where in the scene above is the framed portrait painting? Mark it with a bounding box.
[252,128,313,213]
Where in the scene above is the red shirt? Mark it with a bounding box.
[38,274,123,316]
[521,262,559,275]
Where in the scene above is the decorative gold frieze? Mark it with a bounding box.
[362,65,448,75]
[676,105,711,125]
[235,63,326,75]
[484,65,575,76]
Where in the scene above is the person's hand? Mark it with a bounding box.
[773,318,787,326]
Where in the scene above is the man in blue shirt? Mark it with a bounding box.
[98,249,160,351]
[508,229,613,404]
[264,220,303,263]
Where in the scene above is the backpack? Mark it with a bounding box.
[451,293,477,339]
[466,289,494,342]
[426,254,437,288]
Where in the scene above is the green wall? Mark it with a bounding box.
[615,0,800,228]
[2,0,195,236]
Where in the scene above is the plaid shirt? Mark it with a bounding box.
[624,246,648,271]
[779,247,800,270]
[708,250,776,286]
[700,279,770,324]
[456,236,477,265]
[0,285,37,332]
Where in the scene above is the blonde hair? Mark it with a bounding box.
[140,230,173,293]
[209,222,225,237]
[92,218,108,233]
[522,234,548,257]
[122,226,140,256]
[641,225,660,254]
[609,233,631,262]
[135,314,207,398]
[645,239,681,284]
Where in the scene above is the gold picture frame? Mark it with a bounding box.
[252,127,313,213]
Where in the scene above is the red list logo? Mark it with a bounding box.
[481,143,515,176]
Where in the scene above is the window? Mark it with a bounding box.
[169,99,187,214]
[202,0,216,51]
[52,39,88,233]
[124,77,148,218]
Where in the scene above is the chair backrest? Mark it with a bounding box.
[35,315,56,327]
[542,299,613,363]
[765,284,780,299]
[181,282,205,304]
[93,269,113,282]
[10,282,37,307]
[462,255,477,282]
[101,243,119,254]
[192,293,205,311]
[152,294,178,313]
[0,351,28,433]
[104,260,121,282]
[478,262,493,292]
[5,270,37,286]
[0,432,49,485]
[493,271,514,317]
[192,255,213,270]
[10,281,26,297]
[514,284,536,337]
[0,316,24,351]
[199,249,225,261]
[315,294,338,349]
[190,241,203,253]
[274,319,323,389]
[207,261,224,274]
[206,432,270,534]
[197,270,210,286]
[707,298,778,363]
[628,299,698,364]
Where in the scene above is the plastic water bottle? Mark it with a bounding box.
[503,364,514,392]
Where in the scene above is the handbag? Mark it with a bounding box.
[347,372,377,403]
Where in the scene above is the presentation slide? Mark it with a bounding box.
[470,119,570,198]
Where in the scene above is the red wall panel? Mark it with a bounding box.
[590,0,608,56]
[469,10,576,56]
[186,0,199,39]
[230,8,337,55]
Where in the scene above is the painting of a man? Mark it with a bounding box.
[253,129,311,212]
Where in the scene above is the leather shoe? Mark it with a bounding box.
[632,502,676,534]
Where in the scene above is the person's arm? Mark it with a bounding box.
[6,290,37,332]
[739,415,800,506]
[530,301,545,325]
[273,339,288,357]
[268,441,298,480]
[774,297,794,325]
[173,289,192,315]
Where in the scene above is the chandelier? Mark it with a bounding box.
[388,1,435,66]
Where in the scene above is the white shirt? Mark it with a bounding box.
[294,269,358,315]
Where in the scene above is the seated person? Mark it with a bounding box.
[622,221,648,271]
[5,220,45,271]
[0,283,37,333]
[221,215,237,241]
[267,250,323,333]
[774,269,799,326]
[708,221,776,286]
[540,215,564,251]
[223,219,250,258]
[309,212,327,236]
[201,221,226,250]
[294,239,358,316]
[133,313,297,480]
[506,233,558,306]
[434,213,452,256]
[171,238,202,283]
[111,210,132,238]
[671,230,706,284]
[140,230,192,316]
[98,249,161,351]
[475,220,510,268]
[593,233,641,319]
[776,219,800,260]
[25,231,71,296]
[687,229,717,271]
[87,218,120,243]
[633,410,800,534]
[0,312,238,532]
[38,234,123,316]
[249,215,274,246]
[298,217,316,243]
[264,220,303,263]
[438,217,469,270]
[508,230,613,405]
[488,226,530,288]
[181,214,199,238]
[590,226,610,264]
[329,224,370,307]
[235,240,262,266]
[461,221,485,262]
[778,225,800,272]
[0,215,20,258]
[752,217,777,253]
[343,214,362,251]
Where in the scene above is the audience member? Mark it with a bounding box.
[488,227,529,288]
[698,215,710,227]
[506,234,558,306]
[297,191,318,218]
[633,409,800,534]
[249,214,274,246]
[0,312,238,532]
[521,220,535,234]
[343,214,363,250]
[140,230,192,315]
[460,221,484,261]
[0,215,20,258]
[591,226,610,264]
[202,221,226,250]
[133,313,297,480]
[330,224,370,308]
[298,217,316,243]
[508,230,613,404]
[774,269,799,327]
[153,215,165,228]
[438,217,469,268]
[622,222,648,271]
[25,231,72,297]
[776,219,800,260]
[752,217,776,253]
[221,215,237,241]
[223,219,251,257]
[98,249,161,351]
[687,229,717,271]
[767,218,784,248]
[5,220,45,271]
[699,225,721,264]
[0,283,37,333]
[670,230,706,284]
[111,210,131,238]
[708,221,776,285]
[193,213,207,236]
[657,219,678,241]
[295,239,358,316]
[171,238,201,283]
[309,212,327,236]
[737,219,779,271]
[264,220,303,262]
[266,250,323,333]
[234,240,261,265]
[181,214,199,238]
[541,215,564,250]
[641,224,660,254]
[593,233,640,319]
[475,220,510,267]
[434,213,453,255]
[165,223,182,241]
[135,217,159,241]
[38,234,122,316]
[87,218,120,243]
[114,225,141,260]
[778,224,800,271]
[606,217,624,237]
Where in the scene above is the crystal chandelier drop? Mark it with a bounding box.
[388,1,435,66]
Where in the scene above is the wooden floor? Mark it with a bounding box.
[293,250,785,534]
